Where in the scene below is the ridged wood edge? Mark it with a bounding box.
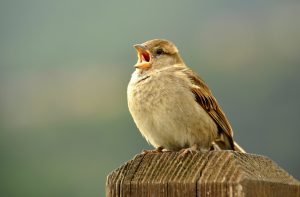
[106,151,300,197]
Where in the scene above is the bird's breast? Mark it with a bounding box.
[127,70,216,150]
[127,71,180,112]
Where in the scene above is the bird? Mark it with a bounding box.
[127,39,245,154]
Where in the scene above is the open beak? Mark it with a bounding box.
[133,44,151,70]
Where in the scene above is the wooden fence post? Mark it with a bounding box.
[106,151,300,197]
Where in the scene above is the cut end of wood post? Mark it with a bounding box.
[106,151,300,197]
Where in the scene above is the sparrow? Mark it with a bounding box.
[127,39,245,154]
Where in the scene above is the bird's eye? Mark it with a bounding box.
[155,48,164,55]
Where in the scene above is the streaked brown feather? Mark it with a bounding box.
[180,68,235,149]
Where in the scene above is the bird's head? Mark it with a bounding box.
[133,39,183,71]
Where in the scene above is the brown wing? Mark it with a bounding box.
[181,68,234,149]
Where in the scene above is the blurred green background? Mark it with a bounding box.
[1,1,300,196]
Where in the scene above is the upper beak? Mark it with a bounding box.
[134,44,147,52]
[133,44,151,70]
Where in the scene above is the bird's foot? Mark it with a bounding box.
[142,146,164,154]
[211,141,222,151]
[179,144,200,157]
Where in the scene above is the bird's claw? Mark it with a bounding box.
[179,148,198,157]
[142,146,164,154]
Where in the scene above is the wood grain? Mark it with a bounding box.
[106,151,300,197]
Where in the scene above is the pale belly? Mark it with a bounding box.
[127,72,217,151]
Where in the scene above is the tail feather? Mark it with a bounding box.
[233,141,246,153]
[212,140,246,153]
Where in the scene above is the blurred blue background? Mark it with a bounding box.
[1,1,300,196]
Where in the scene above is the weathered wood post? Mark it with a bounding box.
[106,151,300,197]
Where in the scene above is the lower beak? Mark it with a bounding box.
[133,44,151,70]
